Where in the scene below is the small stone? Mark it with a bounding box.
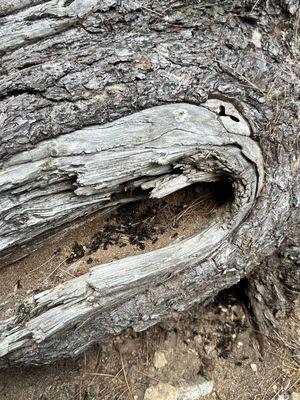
[237,342,243,347]
[144,383,179,400]
[204,345,214,355]
[231,305,244,317]
[291,393,300,400]
[194,335,202,346]
[278,394,290,400]
[153,351,168,369]
[179,378,214,399]
[84,384,100,400]
[250,363,258,373]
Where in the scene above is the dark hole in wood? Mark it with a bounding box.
[209,178,235,206]
[219,105,226,116]
[64,0,74,6]
[219,105,240,122]
[229,115,240,122]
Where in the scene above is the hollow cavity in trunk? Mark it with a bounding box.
[0,179,233,320]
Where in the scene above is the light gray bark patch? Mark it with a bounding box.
[0,0,99,53]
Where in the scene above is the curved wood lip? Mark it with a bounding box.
[0,103,263,258]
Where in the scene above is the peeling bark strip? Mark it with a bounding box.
[0,103,263,367]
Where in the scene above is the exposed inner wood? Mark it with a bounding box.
[0,181,233,321]
[0,104,263,367]
[0,103,263,267]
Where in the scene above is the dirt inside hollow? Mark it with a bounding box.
[0,181,231,321]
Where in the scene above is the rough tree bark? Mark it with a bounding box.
[0,0,299,367]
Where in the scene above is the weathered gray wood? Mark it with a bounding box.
[0,0,99,52]
[0,0,298,367]
[0,102,263,366]
[0,103,262,262]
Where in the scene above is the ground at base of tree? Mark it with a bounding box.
[0,286,299,400]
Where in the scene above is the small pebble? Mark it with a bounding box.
[250,363,258,373]
[153,351,168,369]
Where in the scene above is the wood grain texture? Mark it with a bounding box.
[0,103,263,259]
[0,102,263,366]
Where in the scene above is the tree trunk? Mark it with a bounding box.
[0,0,298,367]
